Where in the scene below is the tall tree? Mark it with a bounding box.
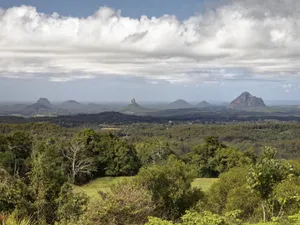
[61,141,96,184]
[29,141,67,224]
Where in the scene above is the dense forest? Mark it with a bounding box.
[1,122,300,224]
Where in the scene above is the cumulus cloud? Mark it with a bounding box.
[0,0,300,83]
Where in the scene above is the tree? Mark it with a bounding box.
[80,181,155,225]
[135,138,173,165]
[207,166,260,220]
[61,141,96,184]
[137,155,204,220]
[273,176,300,218]
[187,137,227,177]
[28,141,67,224]
[56,183,88,225]
[75,129,140,178]
[247,147,291,222]
[0,168,33,217]
[104,139,141,176]
[0,132,32,178]
[215,147,251,174]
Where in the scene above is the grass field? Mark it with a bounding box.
[73,176,132,198]
[191,178,219,192]
[74,177,219,199]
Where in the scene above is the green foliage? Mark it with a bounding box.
[146,217,175,225]
[181,210,243,225]
[80,181,155,225]
[273,176,300,217]
[247,147,292,221]
[215,147,251,173]
[207,167,260,220]
[0,212,37,225]
[288,211,300,224]
[28,141,67,224]
[2,122,300,224]
[135,138,173,165]
[0,169,33,217]
[146,210,242,225]
[104,139,141,176]
[137,155,204,220]
[187,137,225,177]
[0,132,33,178]
[187,137,250,178]
[55,183,88,225]
[75,129,141,181]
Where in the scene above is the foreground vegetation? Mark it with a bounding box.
[73,177,218,198]
[1,122,300,224]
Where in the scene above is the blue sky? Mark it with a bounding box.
[0,0,299,102]
[0,0,207,19]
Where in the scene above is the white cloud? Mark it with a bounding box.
[0,1,300,83]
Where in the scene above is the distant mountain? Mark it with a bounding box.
[197,101,211,108]
[21,98,54,115]
[60,100,82,109]
[25,98,52,111]
[36,98,53,108]
[26,103,51,110]
[120,99,151,114]
[229,92,266,109]
[167,99,192,109]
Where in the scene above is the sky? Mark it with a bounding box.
[0,0,300,102]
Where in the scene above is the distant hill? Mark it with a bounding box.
[120,99,151,114]
[60,100,82,109]
[229,92,266,109]
[22,98,54,115]
[26,103,51,111]
[197,101,211,108]
[36,98,52,108]
[167,99,192,109]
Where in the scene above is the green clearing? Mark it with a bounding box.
[74,177,219,199]
[73,176,132,198]
[191,178,219,192]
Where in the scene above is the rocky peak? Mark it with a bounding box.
[131,98,137,105]
[229,92,266,108]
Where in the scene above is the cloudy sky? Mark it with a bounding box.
[0,0,300,102]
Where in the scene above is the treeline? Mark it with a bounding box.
[3,109,300,127]
[123,122,300,158]
[1,124,300,224]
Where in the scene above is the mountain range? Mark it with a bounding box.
[0,92,268,117]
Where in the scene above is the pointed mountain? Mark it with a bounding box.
[229,92,266,108]
[197,101,211,108]
[120,99,149,114]
[26,97,53,111]
[167,99,192,109]
[36,98,52,108]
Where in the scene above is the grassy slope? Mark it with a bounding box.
[74,177,219,199]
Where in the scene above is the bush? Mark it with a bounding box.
[137,155,204,220]
[80,181,155,225]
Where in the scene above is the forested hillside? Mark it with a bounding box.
[1,122,300,224]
